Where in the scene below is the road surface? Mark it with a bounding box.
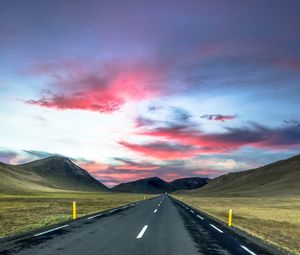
[0,195,278,255]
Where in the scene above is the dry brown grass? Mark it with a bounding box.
[0,192,145,238]
[175,195,300,255]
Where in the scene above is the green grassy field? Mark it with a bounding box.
[176,195,300,255]
[0,192,145,238]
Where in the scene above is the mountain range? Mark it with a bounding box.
[112,177,210,194]
[0,156,209,193]
[1,154,299,195]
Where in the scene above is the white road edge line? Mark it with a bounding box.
[34,225,69,237]
[197,215,204,220]
[241,245,257,255]
[88,214,102,220]
[209,224,224,233]
[154,209,157,213]
[136,225,148,239]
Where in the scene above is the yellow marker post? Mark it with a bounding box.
[144,195,146,200]
[228,209,233,227]
[73,201,77,220]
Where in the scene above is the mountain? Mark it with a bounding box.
[179,154,300,196]
[0,156,110,193]
[170,177,210,191]
[112,177,173,194]
[0,162,58,193]
[20,156,110,192]
[112,176,210,194]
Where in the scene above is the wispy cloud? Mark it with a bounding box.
[119,141,200,160]
[113,158,159,171]
[128,122,300,158]
[200,114,237,122]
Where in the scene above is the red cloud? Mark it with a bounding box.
[27,93,125,113]
[119,141,201,160]
[114,165,159,171]
[138,126,246,152]
[91,172,153,185]
[27,60,162,113]
[122,123,300,159]
[77,162,109,172]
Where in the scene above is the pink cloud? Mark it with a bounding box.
[119,123,300,159]
[114,165,159,171]
[78,162,109,172]
[26,59,163,113]
[119,141,201,160]
[91,171,153,184]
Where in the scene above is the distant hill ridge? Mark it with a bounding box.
[2,153,298,195]
[178,154,300,196]
[0,156,109,193]
[0,156,210,194]
[112,176,210,194]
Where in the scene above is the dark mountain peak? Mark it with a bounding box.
[19,156,110,192]
[33,155,74,165]
[21,155,88,176]
[113,176,172,194]
[170,177,210,191]
[146,176,160,180]
[144,176,164,182]
[122,176,166,185]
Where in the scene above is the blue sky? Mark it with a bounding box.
[0,0,300,186]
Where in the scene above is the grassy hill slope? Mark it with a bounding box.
[181,154,300,196]
[170,177,209,191]
[0,156,109,193]
[0,162,61,193]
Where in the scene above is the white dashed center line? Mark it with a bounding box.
[34,225,69,237]
[197,215,204,220]
[154,209,157,213]
[241,245,257,255]
[209,224,223,233]
[190,210,195,214]
[88,214,102,220]
[136,225,148,239]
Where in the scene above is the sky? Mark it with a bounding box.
[0,0,300,186]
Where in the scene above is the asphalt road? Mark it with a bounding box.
[0,195,278,255]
